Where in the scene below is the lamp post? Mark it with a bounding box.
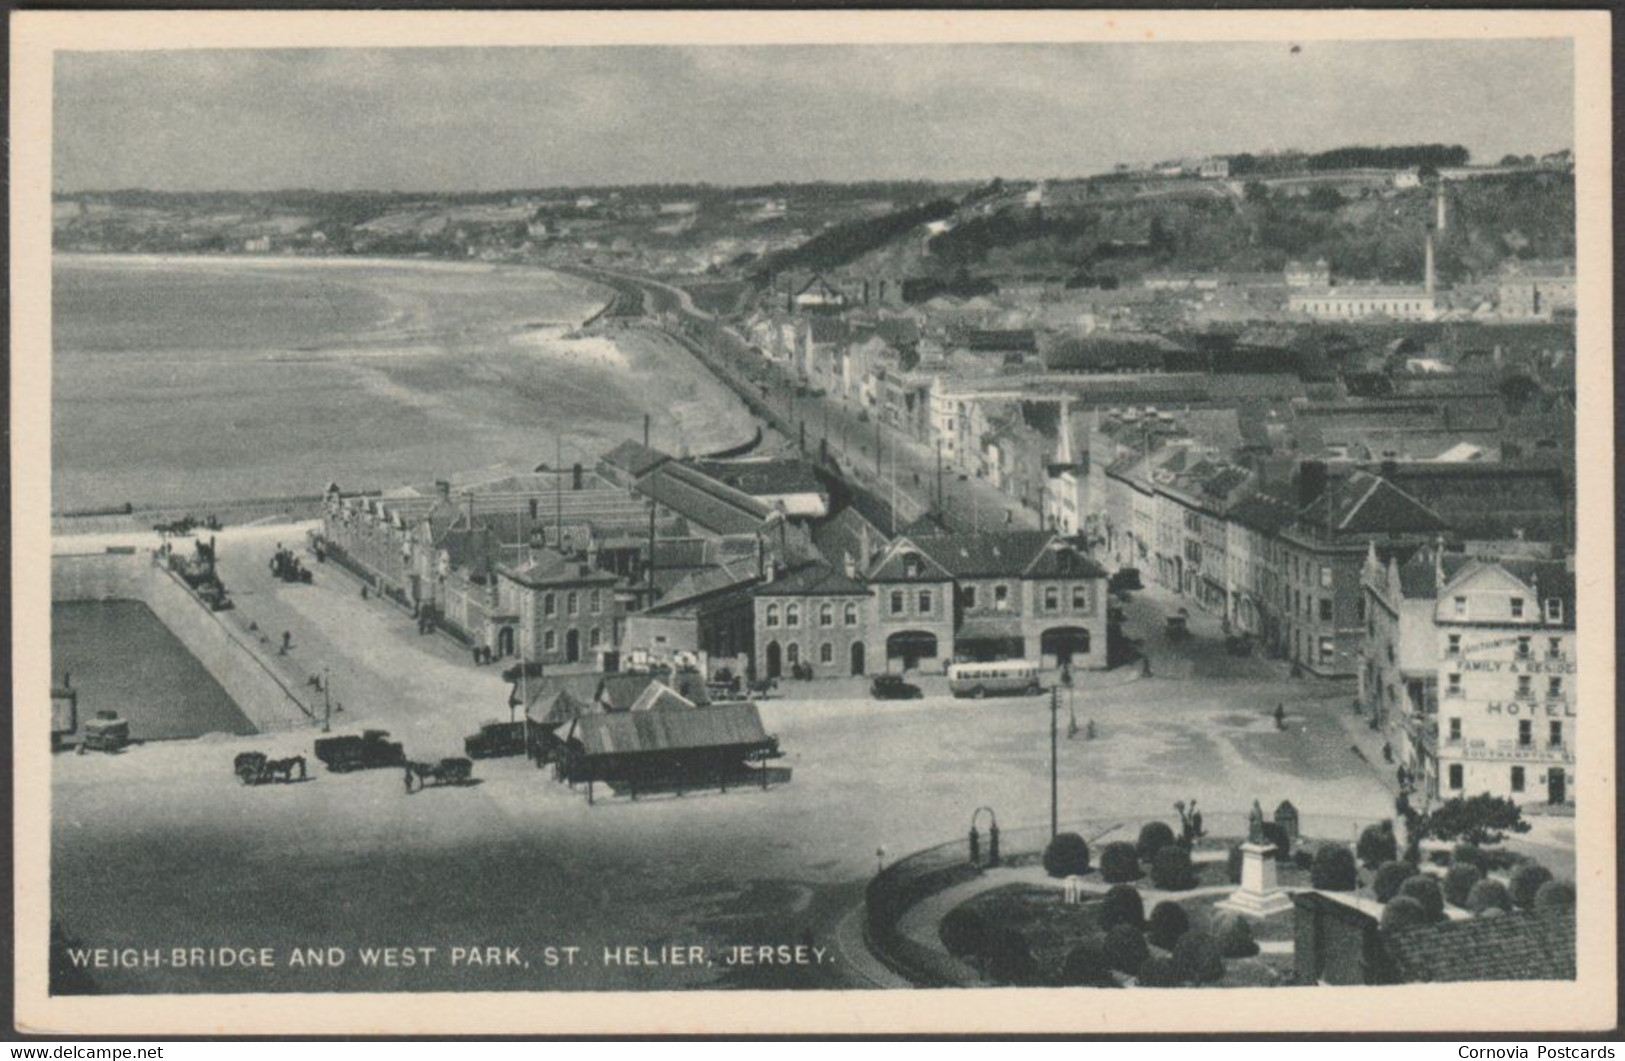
[322,667,331,733]
[1049,685,1060,839]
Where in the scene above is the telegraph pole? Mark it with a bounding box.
[1050,685,1060,839]
[322,667,331,733]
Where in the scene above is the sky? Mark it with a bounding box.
[53,40,1574,192]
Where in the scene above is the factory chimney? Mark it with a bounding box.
[1424,226,1437,295]
[1435,184,1449,233]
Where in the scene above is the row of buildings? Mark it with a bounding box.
[317,440,1111,684]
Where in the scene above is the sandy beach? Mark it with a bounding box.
[50,254,759,512]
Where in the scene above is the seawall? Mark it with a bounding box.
[52,551,318,734]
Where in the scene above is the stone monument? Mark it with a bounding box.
[1218,799,1294,919]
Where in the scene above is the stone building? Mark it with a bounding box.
[501,549,626,670]
[752,562,874,680]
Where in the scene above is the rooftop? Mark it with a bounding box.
[1386,910,1576,983]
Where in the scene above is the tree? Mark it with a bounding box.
[1422,794,1531,846]
[1444,864,1483,908]
[1399,875,1446,922]
[1043,832,1091,878]
[1103,924,1150,976]
[1357,822,1399,869]
[1311,845,1358,891]
[1170,929,1226,984]
[939,906,987,959]
[1151,846,1196,891]
[1466,879,1513,915]
[1534,880,1576,913]
[983,926,1038,985]
[1244,180,1270,205]
[1374,861,1418,903]
[1136,821,1178,862]
[1059,937,1119,987]
[1099,842,1142,883]
[1100,885,1146,932]
[1147,901,1190,950]
[1380,895,1431,936]
[1510,863,1554,910]
[1211,911,1259,958]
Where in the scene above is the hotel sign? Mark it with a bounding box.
[1484,699,1576,718]
[1457,658,1576,676]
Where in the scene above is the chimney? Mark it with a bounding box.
[1436,184,1448,233]
[1424,227,1436,295]
[1297,460,1328,509]
[643,413,651,449]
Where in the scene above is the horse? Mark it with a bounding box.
[266,755,306,783]
[404,758,473,793]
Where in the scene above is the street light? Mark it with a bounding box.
[1049,685,1060,839]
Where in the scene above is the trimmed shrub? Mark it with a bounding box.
[1137,821,1178,862]
[1483,848,1529,873]
[1443,864,1483,908]
[1136,954,1180,987]
[1151,845,1196,891]
[1103,924,1150,976]
[1292,847,1315,871]
[1099,842,1142,883]
[1043,832,1092,878]
[983,926,1038,985]
[1099,885,1146,932]
[1380,895,1430,936]
[1357,822,1399,869]
[1210,910,1259,958]
[1479,905,1507,919]
[1059,936,1118,987]
[1170,929,1225,984]
[1510,863,1554,910]
[1534,879,1576,913]
[1373,861,1417,903]
[1310,845,1358,891]
[939,905,987,959]
[1466,879,1513,916]
[1399,875,1445,922]
[1227,844,1244,884]
[1147,901,1190,951]
[1259,821,1292,861]
[1451,842,1488,874]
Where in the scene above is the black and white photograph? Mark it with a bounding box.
[10,9,1614,1037]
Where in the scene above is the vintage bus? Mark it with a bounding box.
[947,660,1043,699]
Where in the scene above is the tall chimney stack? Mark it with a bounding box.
[1424,227,1436,295]
[1436,184,1448,233]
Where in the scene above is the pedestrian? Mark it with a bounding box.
[1273,703,1285,730]
[403,763,415,795]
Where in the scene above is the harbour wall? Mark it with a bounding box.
[52,551,318,734]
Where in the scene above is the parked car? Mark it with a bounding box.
[1109,568,1144,592]
[870,675,923,700]
[463,720,527,760]
[315,729,406,773]
[77,712,130,754]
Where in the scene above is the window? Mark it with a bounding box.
[786,604,800,628]
[902,553,922,579]
[589,627,601,648]
[1518,719,1533,747]
[1386,643,1395,664]
[766,604,779,628]
[844,602,858,627]
[1510,597,1525,619]
[1320,565,1333,589]
[890,590,904,616]
[1516,636,1531,658]
[1447,673,1462,696]
[1516,675,1532,699]
[819,642,834,665]
[1357,596,1366,622]
[1319,637,1335,664]
[1044,586,1059,611]
[786,642,800,665]
[544,630,556,652]
[919,590,933,614]
[1548,637,1563,659]
[963,585,977,609]
[994,584,1009,610]
[819,603,833,628]
[1545,598,1564,623]
[1318,598,1333,622]
[1447,634,1461,657]
[1448,717,1462,742]
[1072,585,1087,609]
[1448,764,1463,790]
[543,593,556,617]
[1511,766,1525,794]
[590,589,601,615]
[1454,596,1468,618]
[566,592,578,617]
[1547,676,1563,698]
[1550,720,1563,747]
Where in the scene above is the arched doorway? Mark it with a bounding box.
[850,641,866,676]
[1041,626,1092,667]
[497,627,515,657]
[565,629,581,663]
[886,630,938,672]
[765,640,782,680]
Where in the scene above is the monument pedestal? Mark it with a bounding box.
[1216,842,1294,919]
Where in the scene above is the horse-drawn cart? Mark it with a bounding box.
[234,751,307,784]
[404,757,474,793]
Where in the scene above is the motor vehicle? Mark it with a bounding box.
[315,729,406,773]
[77,712,130,754]
[947,661,1043,699]
[870,675,923,700]
[1109,568,1144,592]
[463,720,527,759]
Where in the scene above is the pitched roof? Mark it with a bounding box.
[910,531,1070,579]
[1385,463,1570,545]
[810,505,890,573]
[634,462,772,536]
[1305,470,1450,536]
[1386,910,1576,983]
[755,561,871,597]
[627,680,698,713]
[600,440,672,480]
[501,549,620,587]
[689,458,826,500]
[866,536,955,583]
[568,702,772,757]
[1228,489,1299,535]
